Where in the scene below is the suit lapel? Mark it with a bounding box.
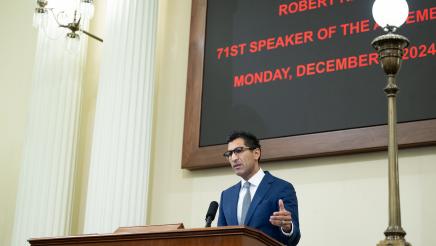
[244,172,275,225]
[228,183,240,225]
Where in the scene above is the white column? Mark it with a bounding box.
[83,0,158,233]
[11,9,89,246]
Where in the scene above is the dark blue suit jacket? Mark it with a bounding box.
[218,171,300,246]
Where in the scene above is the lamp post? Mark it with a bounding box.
[371,0,411,245]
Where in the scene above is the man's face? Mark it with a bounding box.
[227,138,261,180]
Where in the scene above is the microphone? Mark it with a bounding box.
[205,201,219,227]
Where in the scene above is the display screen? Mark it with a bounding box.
[199,0,436,147]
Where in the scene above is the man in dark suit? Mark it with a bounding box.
[218,131,300,246]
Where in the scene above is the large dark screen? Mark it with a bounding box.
[200,0,436,147]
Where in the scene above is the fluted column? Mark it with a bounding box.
[11,13,89,246]
[83,0,158,233]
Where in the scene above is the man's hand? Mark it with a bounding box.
[269,199,293,233]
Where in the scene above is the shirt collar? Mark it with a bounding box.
[240,168,264,187]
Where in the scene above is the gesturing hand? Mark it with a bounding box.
[269,199,293,233]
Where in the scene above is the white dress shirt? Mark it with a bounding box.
[237,168,265,224]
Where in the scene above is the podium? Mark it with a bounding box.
[28,225,284,246]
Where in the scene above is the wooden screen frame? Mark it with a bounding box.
[181,0,436,170]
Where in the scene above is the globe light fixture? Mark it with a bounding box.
[371,0,411,246]
[372,0,409,32]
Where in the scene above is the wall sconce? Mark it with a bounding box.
[33,0,103,48]
[371,0,410,245]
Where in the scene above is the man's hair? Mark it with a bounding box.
[227,131,261,150]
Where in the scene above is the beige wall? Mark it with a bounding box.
[1,1,435,246]
[0,1,37,245]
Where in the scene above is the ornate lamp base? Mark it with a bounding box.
[371,32,410,246]
[377,239,411,246]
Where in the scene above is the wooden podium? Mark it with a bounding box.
[28,225,284,246]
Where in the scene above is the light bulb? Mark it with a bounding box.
[33,8,48,29]
[372,0,409,31]
[66,32,81,52]
[80,0,95,19]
